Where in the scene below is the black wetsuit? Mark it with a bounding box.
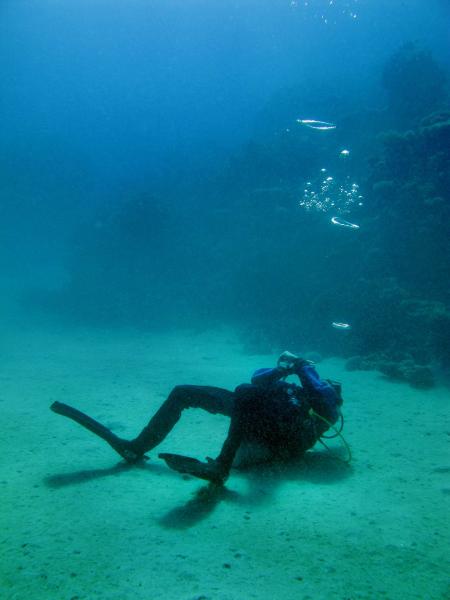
[51,363,342,482]
[128,363,341,467]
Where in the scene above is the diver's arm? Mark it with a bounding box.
[252,350,309,387]
[294,364,340,423]
[251,367,288,387]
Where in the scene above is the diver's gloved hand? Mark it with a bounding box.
[277,351,313,373]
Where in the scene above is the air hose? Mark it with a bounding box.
[309,408,352,464]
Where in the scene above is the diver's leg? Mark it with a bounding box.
[160,405,244,484]
[51,385,233,464]
[129,385,234,456]
[160,385,258,484]
[214,407,244,471]
[213,384,262,472]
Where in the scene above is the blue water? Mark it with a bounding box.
[1,1,448,192]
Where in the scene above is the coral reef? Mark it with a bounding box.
[346,355,435,389]
[382,42,448,128]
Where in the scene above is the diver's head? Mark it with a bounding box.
[327,379,343,407]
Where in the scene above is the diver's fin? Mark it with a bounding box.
[51,401,116,439]
[50,401,146,463]
[159,452,226,484]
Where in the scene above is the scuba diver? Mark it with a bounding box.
[50,351,343,485]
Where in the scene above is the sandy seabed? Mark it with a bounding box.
[1,307,449,600]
